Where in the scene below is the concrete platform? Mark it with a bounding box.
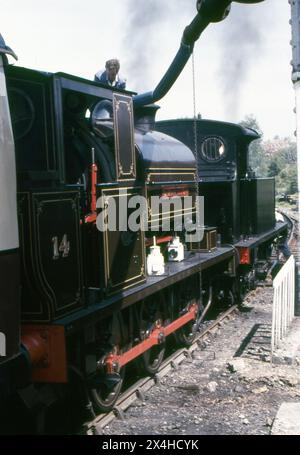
[271,403,300,435]
[272,317,300,366]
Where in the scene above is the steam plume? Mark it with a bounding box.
[218,4,263,119]
[123,0,192,93]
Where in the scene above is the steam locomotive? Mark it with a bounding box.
[0,0,287,432]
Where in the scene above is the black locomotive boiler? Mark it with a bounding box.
[0,0,283,432]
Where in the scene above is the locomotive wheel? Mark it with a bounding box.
[175,314,199,346]
[142,343,165,375]
[139,295,166,375]
[173,277,203,347]
[90,313,126,413]
[90,367,125,414]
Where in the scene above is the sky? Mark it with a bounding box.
[0,0,295,140]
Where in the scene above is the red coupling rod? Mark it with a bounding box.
[104,304,198,373]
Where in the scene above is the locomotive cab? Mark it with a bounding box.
[5,65,146,316]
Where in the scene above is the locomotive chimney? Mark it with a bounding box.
[134,104,160,132]
[133,0,265,108]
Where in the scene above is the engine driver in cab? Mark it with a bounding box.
[94,58,126,89]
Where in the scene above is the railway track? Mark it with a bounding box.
[277,208,299,260]
[288,214,299,260]
[82,304,239,435]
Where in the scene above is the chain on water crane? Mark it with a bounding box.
[192,49,204,315]
[192,50,199,185]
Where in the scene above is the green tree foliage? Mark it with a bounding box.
[239,114,267,177]
[266,140,298,195]
[268,159,281,177]
[239,115,298,195]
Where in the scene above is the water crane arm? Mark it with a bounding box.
[133,0,264,107]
